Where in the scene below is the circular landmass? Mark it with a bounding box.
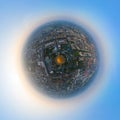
[22,20,99,98]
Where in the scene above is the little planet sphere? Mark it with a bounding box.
[22,20,99,98]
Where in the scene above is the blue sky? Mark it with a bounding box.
[0,0,120,120]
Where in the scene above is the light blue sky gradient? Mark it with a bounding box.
[0,0,120,120]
